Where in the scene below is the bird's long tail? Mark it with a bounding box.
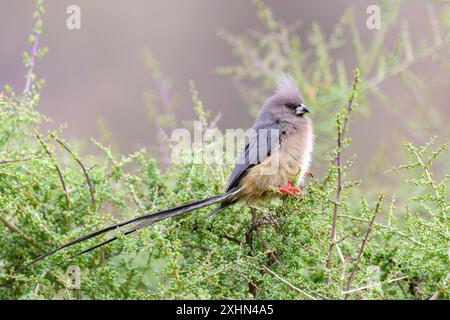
[18,188,241,272]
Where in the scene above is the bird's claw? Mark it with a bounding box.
[278,181,303,197]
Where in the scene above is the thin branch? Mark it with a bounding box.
[56,138,96,212]
[410,146,449,299]
[11,175,46,193]
[344,193,384,300]
[429,273,449,300]
[262,265,318,300]
[325,69,360,296]
[0,215,41,249]
[0,156,44,165]
[341,275,408,295]
[182,240,210,252]
[23,3,43,94]
[246,207,259,297]
[219,232,242,245]
[37,134,70,209]
[124,174,146,215]
[337,214,425,246]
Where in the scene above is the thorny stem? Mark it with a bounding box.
[342,275,408,296]
[124,175,146,215]
[325,69,360,297]
[36,134,70,210]
[242,207,289,297]
[337,214,425,247]
[344,193,384,300]
[411,147,450,300]
[0,156,44,165]
[56,138,96,212]
[262,265,318,300]
[246,208,259,297]
[219,233,242,245]
[0,215,41,250]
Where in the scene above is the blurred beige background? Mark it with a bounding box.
[0,1,448,170]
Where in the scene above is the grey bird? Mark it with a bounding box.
[19,74,313,272]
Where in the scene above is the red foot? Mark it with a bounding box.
[278,182,303,197]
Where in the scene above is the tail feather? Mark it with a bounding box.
[206,201,236,218]
[70,189,241,259]
[69,215,169,260]
[18,188,240,272]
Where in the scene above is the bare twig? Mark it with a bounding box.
[344,193,384,300]
[56,138,96,212]
[325,69,360,296]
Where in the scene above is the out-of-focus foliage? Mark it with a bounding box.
[218,0,450,158]
[0,0,448,299]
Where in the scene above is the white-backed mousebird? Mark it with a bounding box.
[19,74,313,272]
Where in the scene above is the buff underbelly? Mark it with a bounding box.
[238,137,305,203]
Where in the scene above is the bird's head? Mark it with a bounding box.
[262,74,310,123]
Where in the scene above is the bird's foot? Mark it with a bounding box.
[278,182,303,197]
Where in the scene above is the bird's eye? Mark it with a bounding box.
[284,103,297,109]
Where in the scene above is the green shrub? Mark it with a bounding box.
[0,0,448,299]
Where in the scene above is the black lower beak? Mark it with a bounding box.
[296,104,310,115]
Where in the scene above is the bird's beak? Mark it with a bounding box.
[296,104,310,115]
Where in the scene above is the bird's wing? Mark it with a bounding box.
[226,121,282,191]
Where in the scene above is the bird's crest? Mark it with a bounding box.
[275,74,301,102]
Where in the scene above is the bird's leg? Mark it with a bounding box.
[278,181,303,197]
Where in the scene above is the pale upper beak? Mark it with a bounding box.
[296,104,310,115]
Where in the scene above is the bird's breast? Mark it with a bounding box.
[238,118,313,202]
